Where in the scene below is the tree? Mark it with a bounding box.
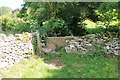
[96,2,118,26]
[0,6,12,15]
[20,2,102,35]
[19,2,118,36]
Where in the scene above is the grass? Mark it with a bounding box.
[0,57,53,78]
[0,53,118,78]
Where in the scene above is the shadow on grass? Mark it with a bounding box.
[41,53,118,78]
[0,53,118,78]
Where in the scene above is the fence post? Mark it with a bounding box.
[36,30,42,55]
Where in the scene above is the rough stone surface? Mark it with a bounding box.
[0,32,33,68]
[65,32,119,55]
[0,32,119,68]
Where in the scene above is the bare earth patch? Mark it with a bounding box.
[44,58,63,68]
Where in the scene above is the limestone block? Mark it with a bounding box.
[85,43,92,46]
[75,44,82,48]
[65,40,70,43]
[0,33,6,41]
[42,48,53,53]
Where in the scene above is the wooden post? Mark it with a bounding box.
[36,30,42,55]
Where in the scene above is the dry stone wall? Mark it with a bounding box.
[65,32,119,55]
[0,32,33,68]
[0,32,119,68]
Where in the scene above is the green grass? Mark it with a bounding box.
[0,53,118,78]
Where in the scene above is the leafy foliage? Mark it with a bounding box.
[19,2,102,36]
[1,13,31,34]
[19,2,118,36]
[96,2,118,26]
[42,17,71,37]
[55,46,66,53]
[1,2,119,36]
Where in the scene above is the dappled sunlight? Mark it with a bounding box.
[0,2,119,78]
[0,57,62,78]
[109,20,119,26]
[82,19,97,29]
[0,53,118,78]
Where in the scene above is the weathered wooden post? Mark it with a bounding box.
[0,24,3,33]
[36,30,42,55]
